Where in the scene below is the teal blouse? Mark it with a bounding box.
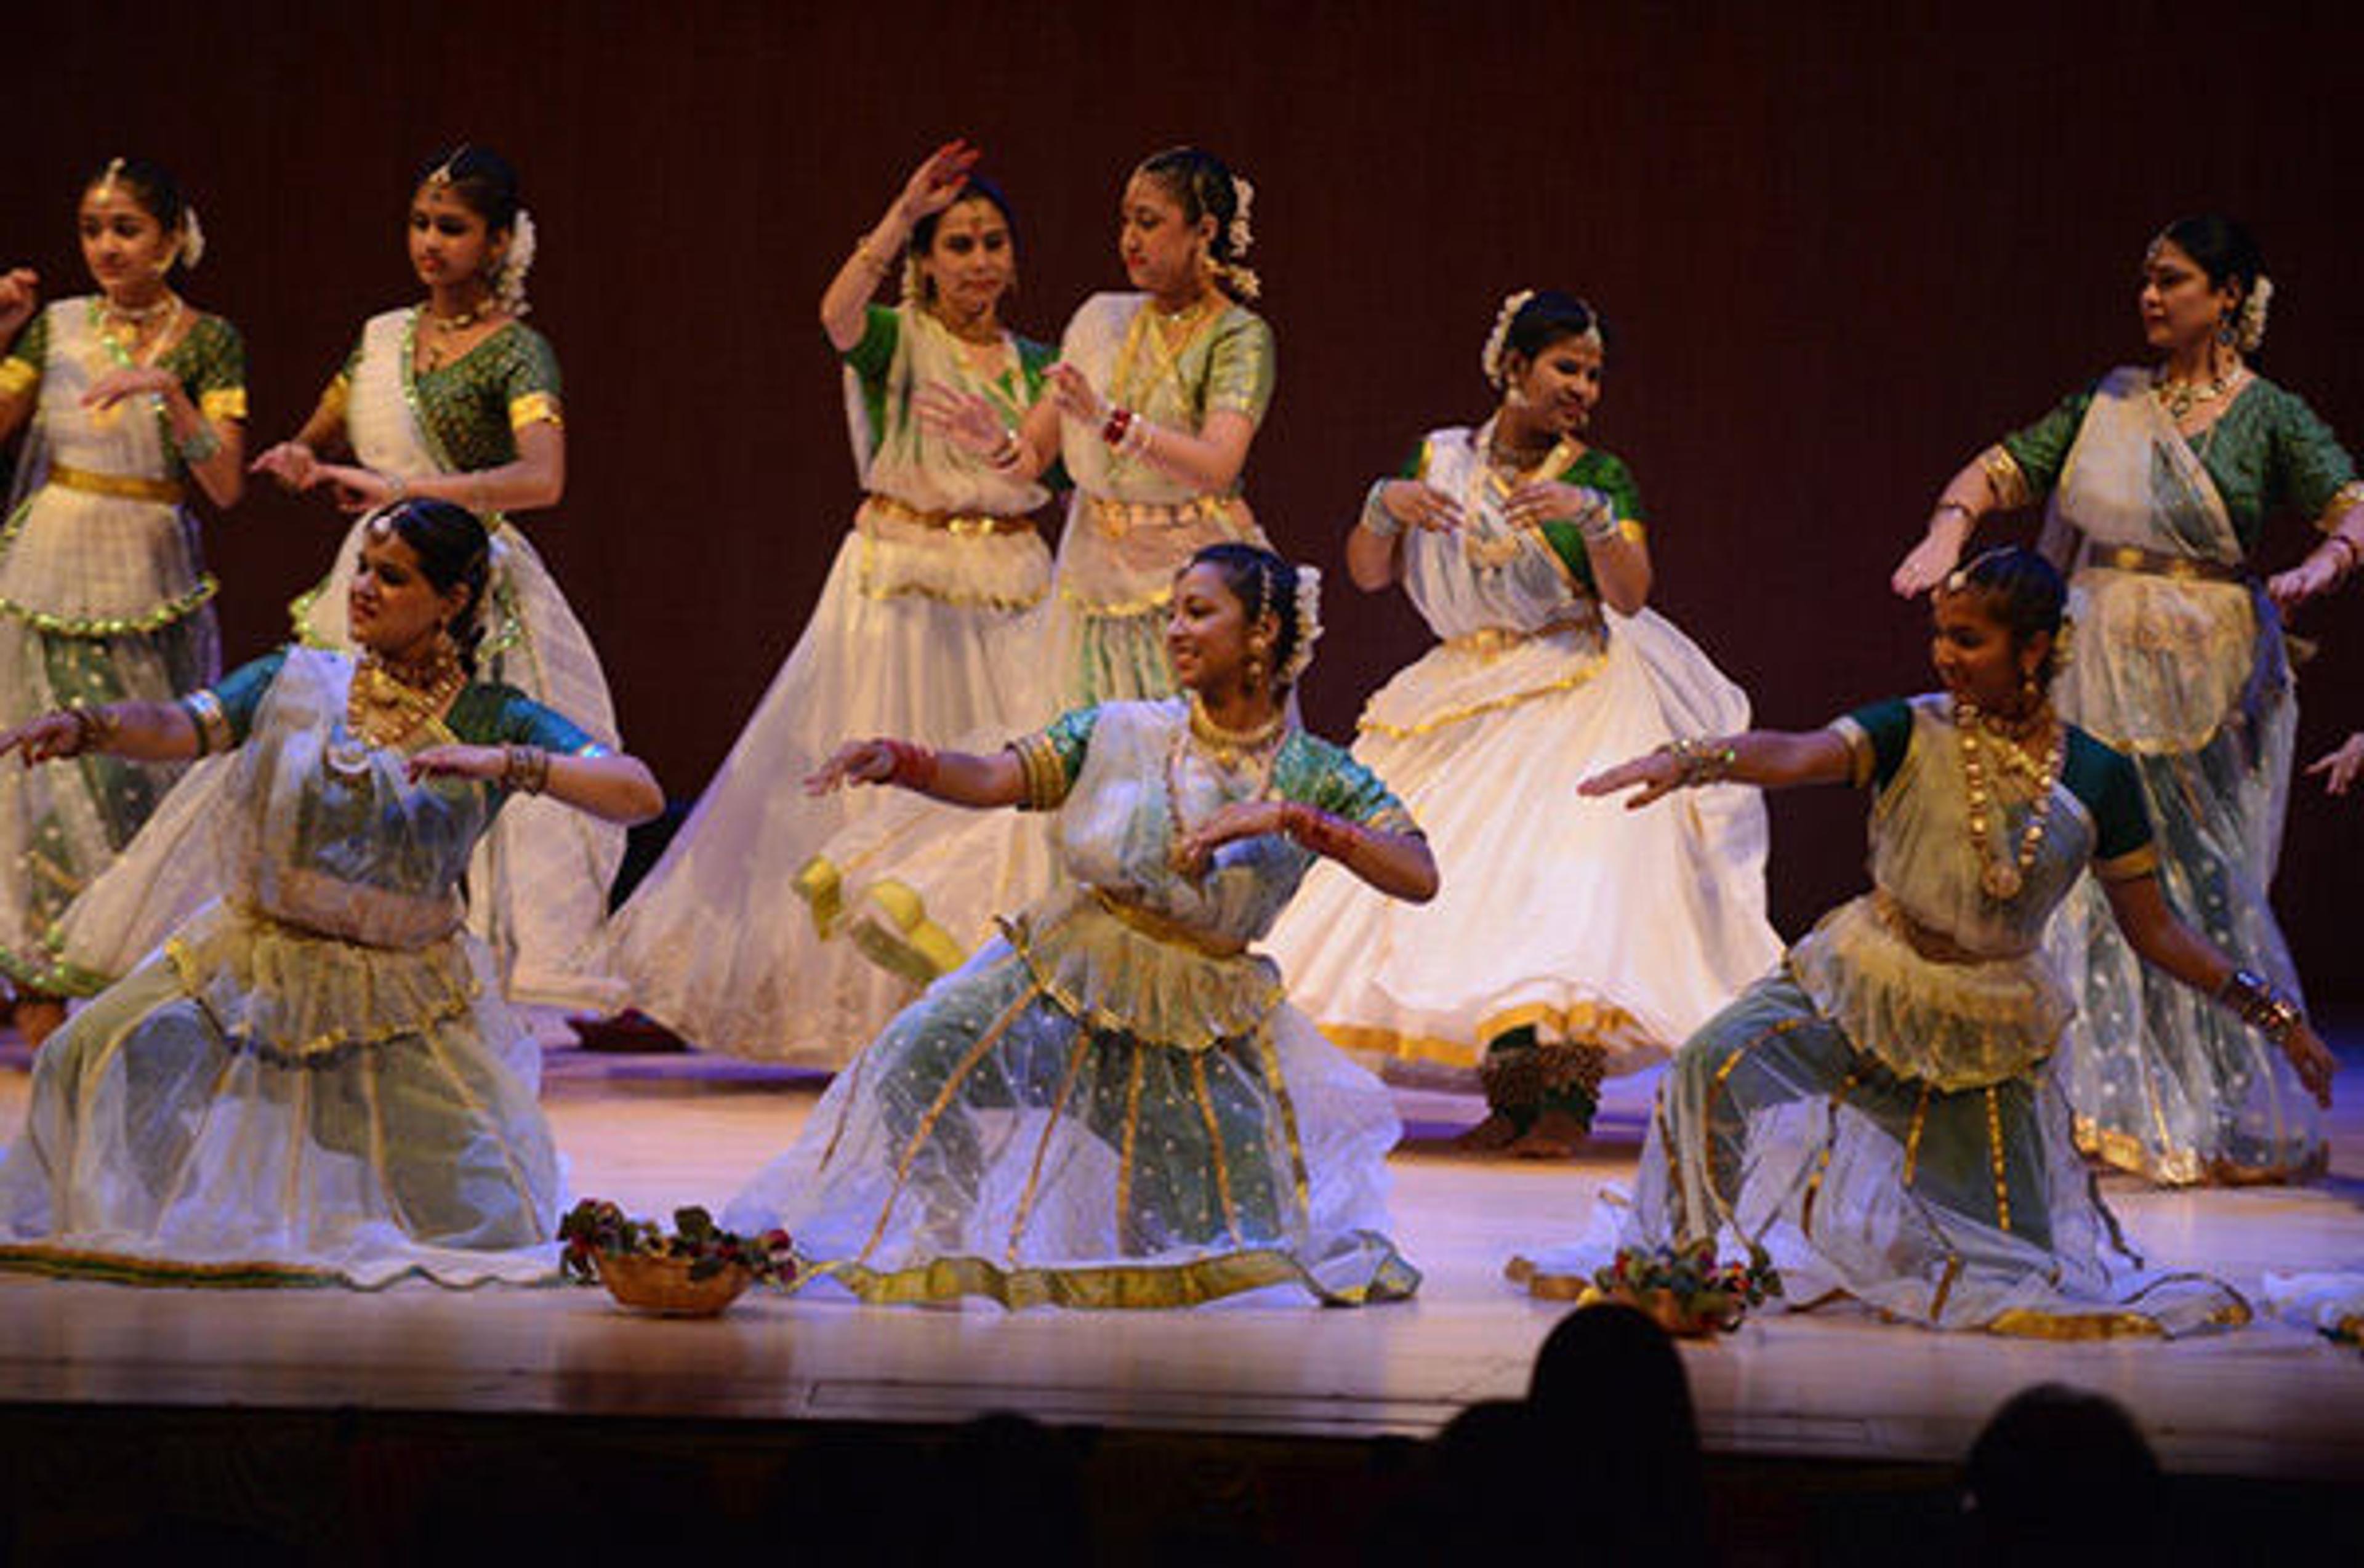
[2000,376,2357,554]
[190,649,598,774]
[1844,695,2152,863]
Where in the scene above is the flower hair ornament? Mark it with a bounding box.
[1481,289,1536,388]
[177,206,207,270]
[1281,563,1323,686]
[2237,275,2273,353]
[1214,171,1262,301]
[496,209,537,317]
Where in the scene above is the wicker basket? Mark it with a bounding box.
[592,1253,755,1317]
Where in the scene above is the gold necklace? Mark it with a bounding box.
[2152,363,2240,420]
[1463,420,1578,573]
[419,297,497,369]
[1956,696,2064,902]
[95,292,183,365]
[347,647,467,749]
[1165,696,1288,874]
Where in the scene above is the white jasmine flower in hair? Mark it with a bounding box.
[1284,564,1324,685]
[179,206,206,270]
[2238,274,2272,354]
[1229,175,1255,260]
[498,209,539,317]
[1482,289,1535,388]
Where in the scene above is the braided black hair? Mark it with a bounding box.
[1945,545,2067,685]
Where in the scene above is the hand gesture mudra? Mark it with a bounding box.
[805,739,898,797]
[914,382,1008,457]
[895,140,983,225]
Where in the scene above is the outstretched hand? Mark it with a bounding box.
[0,712,88,766]
[313,463,398,513]
[1891,531,1962,598]
[405,744,506,783]
[2306,733,2364,797]
[895,140,983,225]
[1578,750,1681,809]
[2284,1021,2338,1109]
[251,441,321,490]
[1045,362,1105,425]
[915,382,1008,456]
[806,739,898,796]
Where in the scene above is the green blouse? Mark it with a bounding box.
[1842,695,2152,864]
[844,304,1053,458]
[1109,303,1277,433]
[1013,704,1416,833]
[1401,440,1646,596]
[4,306,247,436]
[2000,375,2357,554]
[188,649,600,776]
[337,318,563,473]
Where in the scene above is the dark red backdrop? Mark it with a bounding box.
[10,1,2361,998]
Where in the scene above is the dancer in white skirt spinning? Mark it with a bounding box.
[1264,291,1782,1157]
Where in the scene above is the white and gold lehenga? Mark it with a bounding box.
[0,300,223,992]
[0,649,560,1287]
[1514,699,2251,1337]
[53,310,625,1014]
[1264,425,1780,1093]
[607,305,1055,1063]
[725,700,1419,1308]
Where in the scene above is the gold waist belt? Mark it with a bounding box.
[860,494,1036,537]
[2081,542,2245,584]
[1873,890,2035,966]
[48,464,185,505]
[1442,606,1604,656]
[1087,885,1248,959]
[1088,493,1242,539]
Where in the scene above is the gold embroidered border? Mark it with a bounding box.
[1007,732,1073,811]
[0,357,36,398]
[1979,444,2032,510]
[2072,1114,2326,1189]
[1828,715,1875,789]
[507,391,563,431]
[798,1235,1418,1309]
[182,689,233,756]
[199,387,248,424]
[2093,843,2160,883]
[2315,480,2364,533]
[1318,996,1653,1074]
[1356,648,1612,739]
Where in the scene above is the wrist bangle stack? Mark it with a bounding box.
[501,744,551,795]
[1576,494,1620,545]
[64,705,120,757]
[177,422,223,465]
[880,739,940,792]
[2216,967,2303,1046]
[1280,802,1362,862]
[1358,480,1404,540]
[385,472,409,503]
[1655,736,1738,788]
[1100,406,1152,459]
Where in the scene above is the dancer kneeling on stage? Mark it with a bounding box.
[728,544,1435,1308]
[1515,547,2333,1335]
[0,500,661,1287]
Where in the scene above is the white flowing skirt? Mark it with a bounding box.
[1264,608,1780,1084]
[609,523,1050,1063]
[0,902,560,1288]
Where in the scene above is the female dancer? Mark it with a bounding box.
[0,157,244,1043]
[1265,291,1780,1156]
[725,545,1434,1308]
[926,143,1276,702]
[1892,216,2360,1184]
[609,143,1057,1063]
[0,501,661,1287]
[1516,549,2334,1333]
[797,148,1279,1007]
[247,143,624,1013]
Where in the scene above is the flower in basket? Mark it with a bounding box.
[559,1199,796,1287]
[1582,1238,1782,1335]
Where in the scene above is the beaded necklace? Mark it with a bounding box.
[1955,696,2064,902]
[1164,693,1289,874]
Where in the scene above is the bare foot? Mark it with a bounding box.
[1508,1109,1590,1159]
[1455,1112,1525,1152]
[15,998,66,1050]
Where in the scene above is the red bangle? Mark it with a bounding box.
[880,739,939,791]
[1101,406,1133,447]
[1281,802,1360,862]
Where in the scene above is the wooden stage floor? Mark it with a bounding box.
[3,1034,2360,1483]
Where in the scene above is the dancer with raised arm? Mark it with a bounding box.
[610,143,1057,1063]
